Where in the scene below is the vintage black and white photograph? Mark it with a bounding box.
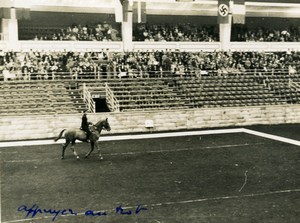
[0,0,299,222]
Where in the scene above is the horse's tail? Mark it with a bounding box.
[54,129,66,142]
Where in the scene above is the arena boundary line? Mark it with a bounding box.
[1,127,300,148]
[243,129,300,147]
[0,128,245,148]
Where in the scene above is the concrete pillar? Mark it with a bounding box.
[1,8,18,49]
[122,11,133,51]
[219,14,232,51]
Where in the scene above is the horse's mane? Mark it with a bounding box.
[88,119,108,136]
[94,119,106,127]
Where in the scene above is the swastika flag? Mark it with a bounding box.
[218,0,230,24]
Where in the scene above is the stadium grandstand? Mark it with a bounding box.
[0,0,300,140]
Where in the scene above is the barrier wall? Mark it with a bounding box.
[230,42,300,51]
[0,41,124,52]
[0,105,300,141]
[132,42,222,52]
[1,41,300,52]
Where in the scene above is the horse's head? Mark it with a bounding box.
[95,118,111,133]
[102,118,111,132]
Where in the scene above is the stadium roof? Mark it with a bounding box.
[250,0,299,3]
[1,0,299,18]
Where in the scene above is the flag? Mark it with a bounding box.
[122,0,129,22]
[233,0,245,24]
[133,1,146,23]
[16,8,31,20]
[0,8,11,19]
[140,2,147,23]
[218,0,230,24]
[121,0,134,22]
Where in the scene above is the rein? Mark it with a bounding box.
[94,120,109,133]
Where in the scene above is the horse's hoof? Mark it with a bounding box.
[76,156,80,160]
[84,155,88,159]
[99,156,104,160]
[61,157,64,160]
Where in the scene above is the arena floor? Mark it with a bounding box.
[1,124,299,223]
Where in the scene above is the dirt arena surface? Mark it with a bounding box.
[1,124,299,223]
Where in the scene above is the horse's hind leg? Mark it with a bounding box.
[69,140,80,160]
[61,139,70,160]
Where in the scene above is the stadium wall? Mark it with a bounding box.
[0,105,299,141]
[1,41,300,52]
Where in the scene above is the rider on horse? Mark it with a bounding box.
[81,110,92,142]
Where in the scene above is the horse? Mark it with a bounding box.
[54,118,111,160]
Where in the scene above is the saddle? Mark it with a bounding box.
[80,125,97,135]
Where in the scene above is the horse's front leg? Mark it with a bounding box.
[85,142,94,158]
[95,141,103,160]
[69,140,80,160]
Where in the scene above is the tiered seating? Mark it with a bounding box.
[65,82,88,113]
[46,82,79,113]
[263,74,300,103]
[2,73,300,116]
[174,75,286,108]
[85,79,186,111]
[0,81,78,116]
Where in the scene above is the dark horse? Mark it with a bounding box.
[54,118,111,160]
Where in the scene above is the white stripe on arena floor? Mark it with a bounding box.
[0,128,244,148]
[0,128,300,148]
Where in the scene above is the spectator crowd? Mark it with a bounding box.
[232,26,300,42]
[25,22,121,41]
[133,23,219,42]
[20,21,300,43]
[0,49,299,81]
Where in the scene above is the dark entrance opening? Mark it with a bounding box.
[94,98,110,112]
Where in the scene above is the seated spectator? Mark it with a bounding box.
[19,21,121,41]
[134,23,219,42]
[3,67,16,81]
[1,49,300,82]
[232,25,300,42]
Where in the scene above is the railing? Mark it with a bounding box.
[1,40,300,52]
[82,83,95,113]
[1,69,296,82]
[0,40,124,52]
[132,41,221,52]
[288,79,300,92]
[230,42,300,52]
[105,82,120,112]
